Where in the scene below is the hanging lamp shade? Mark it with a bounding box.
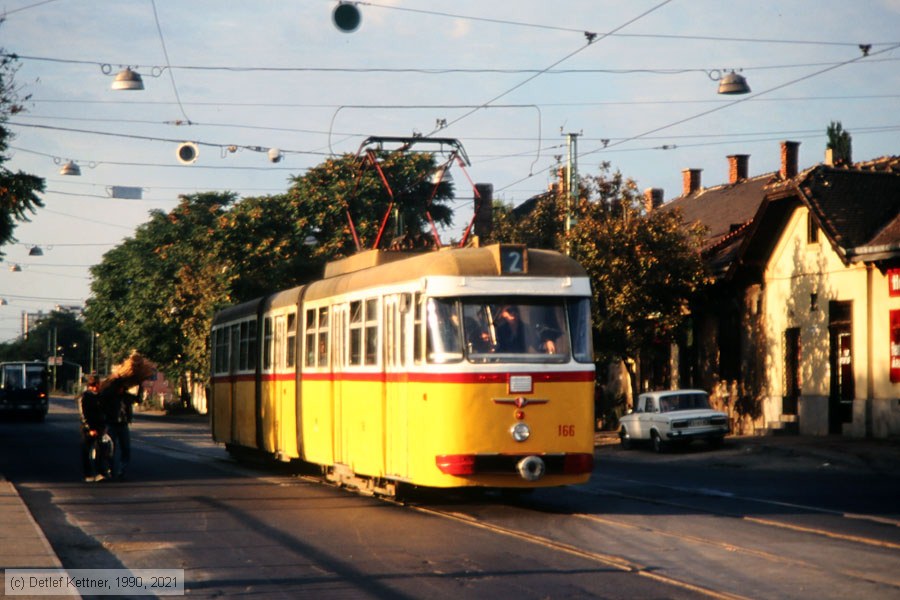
[718,71,750,95]
[28,245,43,257]
[111,67,145,91]
[0,298,7,305]
[59,161,81,176]
[9,264,22,272]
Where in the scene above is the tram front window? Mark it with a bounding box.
[464,298,573,363]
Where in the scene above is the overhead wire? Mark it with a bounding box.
[343,2,899,48]
[428,0,676,136]
[150,0,192,125]
[581,42,900,157]
[8,51,899,74]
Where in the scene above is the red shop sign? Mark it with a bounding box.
[892,310,900,384]
[890,268,900,297]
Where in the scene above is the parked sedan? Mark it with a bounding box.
[618,389,729,452]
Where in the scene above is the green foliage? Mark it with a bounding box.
[826,121,852,164]
[84,192,236,385]
[0,44,45,257]
[0,310,90,365]
[495,162,711,370]
[288,151,453,256]
[83,151,451,394]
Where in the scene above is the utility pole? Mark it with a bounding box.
[564,132,580,255]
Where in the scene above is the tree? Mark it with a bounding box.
[83,151,453,406]
[826,121,852,165]
[495,162,711,406]
[0,310,92,391]
[0,44,45,256]
[84,192,236,400]
[288,150,454,257]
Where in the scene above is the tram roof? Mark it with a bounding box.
[211,296,264,326]
[307,244,586,301]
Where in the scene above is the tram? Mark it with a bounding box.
[210,243,595,494]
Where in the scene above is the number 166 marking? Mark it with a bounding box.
[558,424,575,436]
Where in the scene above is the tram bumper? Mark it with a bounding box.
[435,453,593,478]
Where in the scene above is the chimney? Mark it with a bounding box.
[780,141,800,179]
[727,154,749,183]
[682,168,702,196]
[643,188,664,212]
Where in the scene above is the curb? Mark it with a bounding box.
[0,477,64,570]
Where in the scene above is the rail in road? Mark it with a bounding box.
[128,411,900,599]
[11,399,900,600]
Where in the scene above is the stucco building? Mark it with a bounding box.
[659,142,900,438]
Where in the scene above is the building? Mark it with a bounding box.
[660,142,900,438]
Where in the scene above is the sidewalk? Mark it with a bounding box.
[0,478,65,600]
[596,430,900,475]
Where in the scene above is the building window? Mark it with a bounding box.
[807,212,819,244]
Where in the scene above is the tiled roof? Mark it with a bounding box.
[661,154,900,277]
[662,174,775,250]
[799,165,900,255]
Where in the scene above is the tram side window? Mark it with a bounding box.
[305,309,316,368]
[238,320,257,372]
[318,307,329,367]
[413,293,424,364]
[229,324,240,372]
[286,312,296,368]
[349,300,363,365]
[567,298,594,363]
[426,297,463,363]
[365,298,378,365]
[263,317,273,370]
[214,328,228,374]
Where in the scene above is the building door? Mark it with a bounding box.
[828,301,853,434]
[783,327,800,416]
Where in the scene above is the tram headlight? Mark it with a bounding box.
[510,422,531,442]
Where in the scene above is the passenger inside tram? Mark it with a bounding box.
[427,297,573,362]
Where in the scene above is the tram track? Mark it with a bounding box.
[580,475,900,551]
[405,501,753,600]
[133,425,900,598]
[126,412,900,598]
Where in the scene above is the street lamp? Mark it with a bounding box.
[711,69,751,95]
[111,67,145,90]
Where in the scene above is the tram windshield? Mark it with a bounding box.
[425,297,593,364]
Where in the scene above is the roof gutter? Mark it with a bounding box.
[846,242,900,263]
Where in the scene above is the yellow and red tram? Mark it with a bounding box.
[210,244,595,494]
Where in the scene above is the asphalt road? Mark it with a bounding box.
[2,397,899,599]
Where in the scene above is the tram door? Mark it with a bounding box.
[332,304,347,465]
[273,314,286,455]
[384,294,410,478]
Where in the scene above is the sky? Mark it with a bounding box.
[1,0,899,343]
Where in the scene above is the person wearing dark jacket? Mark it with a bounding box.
[98,378,140,480]
[96,350,156,480]
[78,375,105,481]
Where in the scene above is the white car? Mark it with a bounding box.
[618,389,729,452]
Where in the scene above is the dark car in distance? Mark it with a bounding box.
[0,361,50,421]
